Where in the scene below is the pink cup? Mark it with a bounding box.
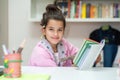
[4,53,22,78]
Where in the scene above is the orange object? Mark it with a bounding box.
[4,53,22,78]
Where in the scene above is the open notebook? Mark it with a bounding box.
[73,39,105,70]
[0,74,51,80]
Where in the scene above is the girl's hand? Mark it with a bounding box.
[95,54,101,64]
[60,55,75,62]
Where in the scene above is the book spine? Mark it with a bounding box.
[75,0,80,18]
[78,1,82,18]
[113,3,118,18]
[94,4,98,18]
[102,4,106,18]
[81,3,86,18]
[118,4,120,18]
[70,1,76,18]
[116,3,119,18]
[105,4,109,18]
[90,5,95,18]
[86,3,91,18]
[98,3,102,18]
[67,0,71,18]
[109,3,113,18]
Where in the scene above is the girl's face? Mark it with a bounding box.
[42,19,64,46]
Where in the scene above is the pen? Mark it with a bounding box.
[12,48,15,53]
[17,39,26,54]
[13,50,15,53]
[2,44,8,55]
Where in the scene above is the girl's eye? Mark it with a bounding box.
[58,29,63,31]
[49,29,53,30]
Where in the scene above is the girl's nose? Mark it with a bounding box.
[54,31,58,36]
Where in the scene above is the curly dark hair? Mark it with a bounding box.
[40,4,66,29]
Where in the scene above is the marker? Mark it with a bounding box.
[12,48,15,53]
[2,45,8,55]
[17,39,26,54]
[13,50,15,53]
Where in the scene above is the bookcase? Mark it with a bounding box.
[29,0,120,22]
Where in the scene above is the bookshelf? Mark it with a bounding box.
[29,0,120,22]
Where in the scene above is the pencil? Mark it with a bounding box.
[17,39,26,54]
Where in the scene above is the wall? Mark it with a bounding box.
[0,0,8,64]
[8,0,42,66]
[8,0,120,66]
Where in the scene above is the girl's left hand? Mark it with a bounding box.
[95,54,101,64]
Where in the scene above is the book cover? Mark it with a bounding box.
[76,44,91,67]
[73,39,105,70]
[79,44,104,69]
[73,39,98,65]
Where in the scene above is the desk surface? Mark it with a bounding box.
[21,66,119,80]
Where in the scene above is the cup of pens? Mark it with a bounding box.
[4,53,22,78]
[2,39,26,78]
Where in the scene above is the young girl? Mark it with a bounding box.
[29,4,78,67]
[29,4,101,67]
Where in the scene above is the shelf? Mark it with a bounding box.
[29,18,120,22]
[29,0,120,22]
[66,18,120,22]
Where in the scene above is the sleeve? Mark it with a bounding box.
[63,38,79,56]
[29,46,57,67]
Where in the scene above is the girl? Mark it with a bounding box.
[29,4,101,67]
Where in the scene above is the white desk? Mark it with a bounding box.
[22,66,120,80]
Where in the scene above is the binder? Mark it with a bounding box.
[73,39,105,70]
